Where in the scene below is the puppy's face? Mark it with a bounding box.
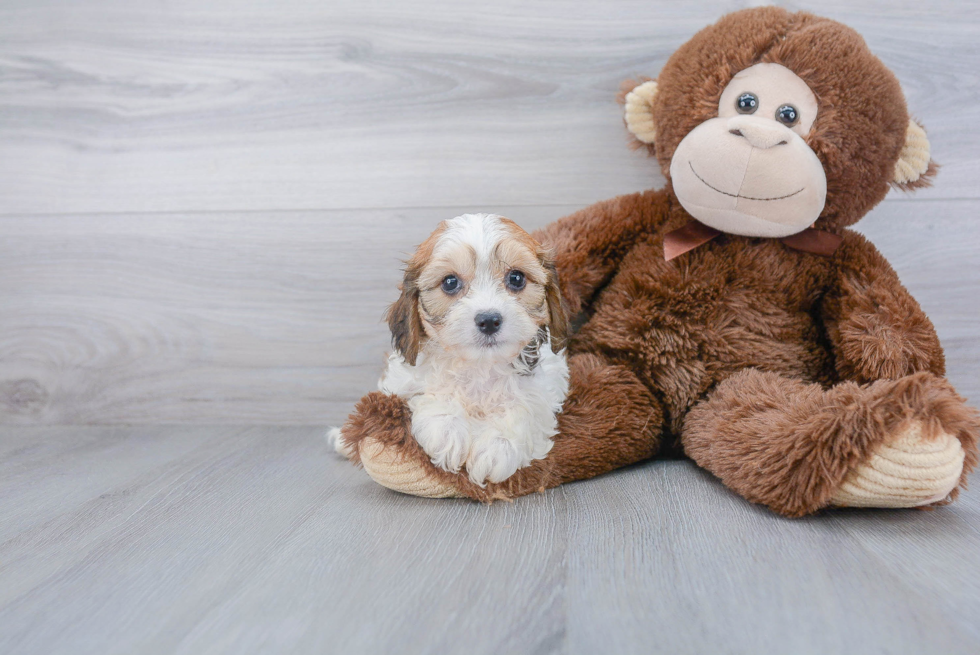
[387,213,567,364]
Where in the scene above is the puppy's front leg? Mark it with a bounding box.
[465,433,523,486]
[466,407,557,486]
[408,394,471,473]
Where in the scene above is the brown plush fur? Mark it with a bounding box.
[682,370,979,518]
[341,7,978,516]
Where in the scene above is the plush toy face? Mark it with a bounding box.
[669,63,826,237]
[623,8,937,235]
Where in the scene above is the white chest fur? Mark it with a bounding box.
[378,344,569,485]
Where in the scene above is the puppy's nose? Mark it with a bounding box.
[475,311,502,336]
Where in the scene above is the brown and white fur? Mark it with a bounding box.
[329,213,569,485]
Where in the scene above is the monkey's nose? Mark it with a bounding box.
[727,116,790,149]
[475,311,502,336]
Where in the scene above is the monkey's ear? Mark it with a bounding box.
[384,274,425,366]
[538,249,569,353]
[621,79,659,147]
[892,119,937,190]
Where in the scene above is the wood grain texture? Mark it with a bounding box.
[0,205,567,424]
[0,426,977,654]
[1,0,978,424]
[0,0,978,217]
[1,200,977,425]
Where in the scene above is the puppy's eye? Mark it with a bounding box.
[775,104,799,126]
[736,93,759,114]
[506,270,526,291]
[441,275,460,294]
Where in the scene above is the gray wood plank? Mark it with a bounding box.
[0,426,265,602]
[0,426,567,655]
[0,426,977,654]
[563,462,980,654]
[2,200,977,425]
[0,0,977,217]
[0,205,572,425]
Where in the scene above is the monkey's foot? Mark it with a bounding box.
[360,438,464,499]
[831,421,965,508]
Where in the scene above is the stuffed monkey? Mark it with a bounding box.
[338,7,978,517]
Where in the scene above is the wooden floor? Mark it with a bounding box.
[2,427,980,654]
[1,1,979,653]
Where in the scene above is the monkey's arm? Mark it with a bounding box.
[820,232,945,383]
[339,354,663,501]
[532,188,670,315]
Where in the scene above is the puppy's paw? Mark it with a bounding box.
[466,436,523,486]
[326,427,353,459]
[412,412,471,473]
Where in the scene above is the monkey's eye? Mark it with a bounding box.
[441,275,461,294]
[506,270,526,291]
[776,104,799,126]
[736,93,759,114]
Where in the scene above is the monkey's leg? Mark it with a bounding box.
[681,369,979,517]
[338,353,665,501]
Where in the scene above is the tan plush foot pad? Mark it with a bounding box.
[359,438,463,499]
[831,422,965,508]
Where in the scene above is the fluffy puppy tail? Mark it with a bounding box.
[326,426,354,459]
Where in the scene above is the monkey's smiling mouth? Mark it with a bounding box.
[689,162,804,202]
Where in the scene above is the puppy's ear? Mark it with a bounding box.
[538,247,568,353]
[387,224,443,365]
[385,268,425,366]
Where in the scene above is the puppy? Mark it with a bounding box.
[330,213,569,485]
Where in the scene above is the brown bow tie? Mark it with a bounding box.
[663,220,843,261]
